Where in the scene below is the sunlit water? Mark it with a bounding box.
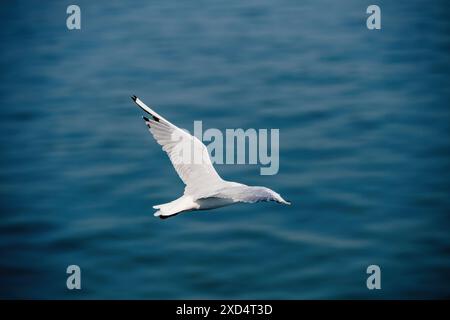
[1,0,449,299]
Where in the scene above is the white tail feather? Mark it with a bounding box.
[152,196,198,218]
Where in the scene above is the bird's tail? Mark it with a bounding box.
[152,196,197,219]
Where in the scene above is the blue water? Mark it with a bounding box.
[1,0,450,299]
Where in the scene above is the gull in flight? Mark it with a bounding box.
[132,95,290,219]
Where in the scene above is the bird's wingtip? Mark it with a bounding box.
[142,116,150,122]
[131,95,137,102]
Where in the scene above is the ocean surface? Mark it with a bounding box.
[1,0,450,299]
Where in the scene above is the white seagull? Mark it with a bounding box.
[132,95,290,219]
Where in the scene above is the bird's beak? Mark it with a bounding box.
[279,198,291,205]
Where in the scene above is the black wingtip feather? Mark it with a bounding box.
[142,116,150,121]
[131,95,137,101]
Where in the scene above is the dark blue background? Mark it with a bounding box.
[0,0,449,298]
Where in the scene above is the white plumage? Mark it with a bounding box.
[132,95,290,219]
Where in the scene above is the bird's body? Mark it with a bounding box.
[153,194,235,218]
[132,95,290,219]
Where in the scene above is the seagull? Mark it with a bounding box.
[132,95,290,219]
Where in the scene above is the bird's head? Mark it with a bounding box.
[254,186,291,205]
[271,191,291,205]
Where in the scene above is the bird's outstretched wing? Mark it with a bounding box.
[132,95,224,196]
